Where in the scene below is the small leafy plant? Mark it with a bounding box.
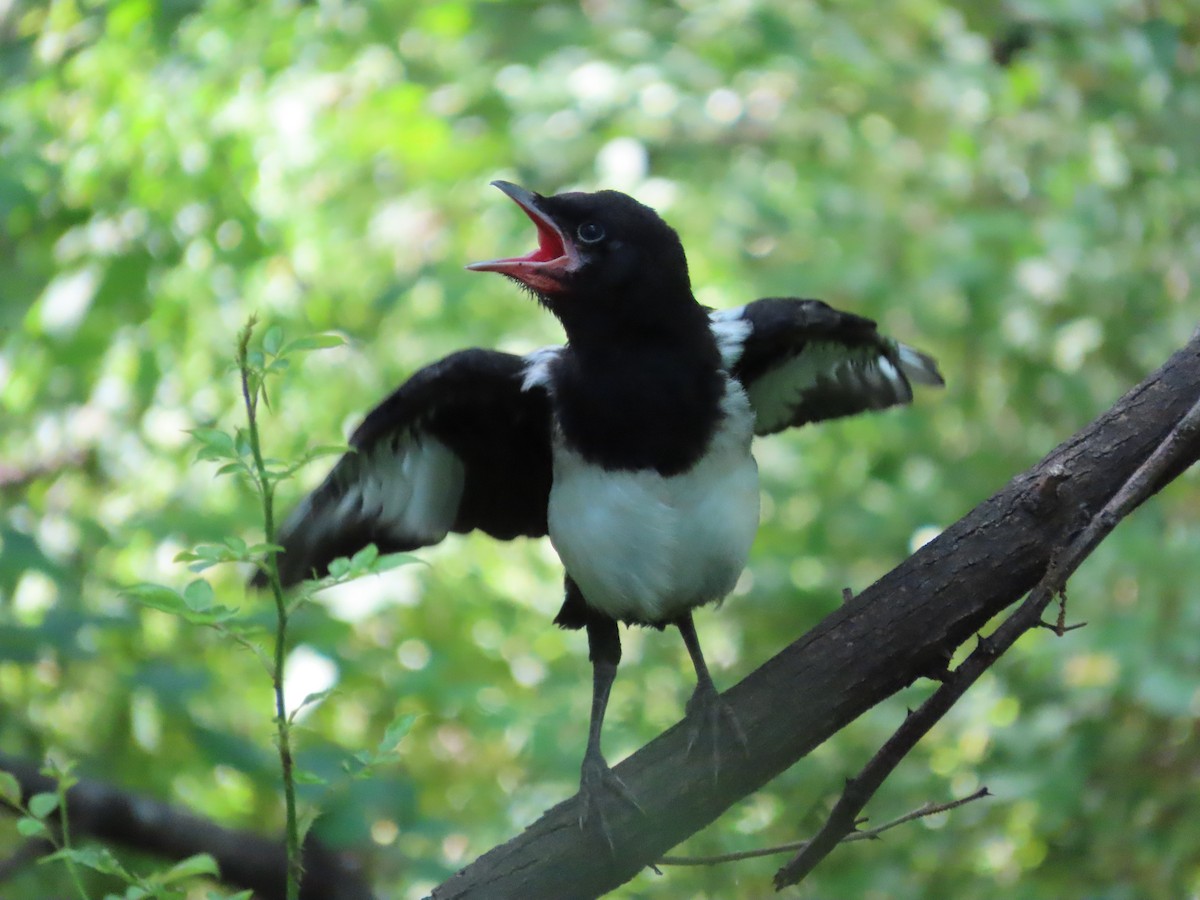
[0,760,242,900]
[119,318,413,899]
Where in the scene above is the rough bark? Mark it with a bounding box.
[776,384,1200,887]
[430,329,1200,900]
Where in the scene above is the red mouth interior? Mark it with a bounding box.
[517,208,566,263]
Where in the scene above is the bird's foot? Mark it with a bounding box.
[685,678,749,783]
[577,748,643,850]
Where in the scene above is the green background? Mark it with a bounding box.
[2,0,1198,897]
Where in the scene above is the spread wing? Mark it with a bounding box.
[711,297,943,436]
[265,348,554,587]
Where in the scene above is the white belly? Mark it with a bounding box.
[547,382,760,624]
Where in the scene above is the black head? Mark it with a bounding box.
[467,182,696,337]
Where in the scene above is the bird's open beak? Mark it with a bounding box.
[466,181,579,293]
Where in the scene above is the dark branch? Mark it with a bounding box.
[774,390,1200,887]
[431,331,1200,899]
[0,450,94,492]
[0,753,377,900]
[661,787,989,866]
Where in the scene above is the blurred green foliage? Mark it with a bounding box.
[2,0,1199,897]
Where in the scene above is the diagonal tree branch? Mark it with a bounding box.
[430,329,1200,900]
[0,450,94,493]
[774,389,1200,887]
[661,787,990,866]
[0,753,377,900]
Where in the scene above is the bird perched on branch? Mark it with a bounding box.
[265,181,943,839]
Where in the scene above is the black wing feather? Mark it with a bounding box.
[714,298,943,436]
[267,348,552,587]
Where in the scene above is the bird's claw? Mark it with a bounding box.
[578,751,643,850]
[685,679,749,783]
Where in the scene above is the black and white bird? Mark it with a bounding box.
[267,181,943,832]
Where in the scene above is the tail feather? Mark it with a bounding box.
[897,343,945,388]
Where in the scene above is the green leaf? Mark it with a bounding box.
[17,816,47,837]
[233,429,252,458]
[125,583,187,614]
[41,758,76,788]
[372,553,417,574]
[178,541,247,566]
[349,544,378,568]
[158,852,220,883]
[344,713,416,777]
[28,791,59,818]
[190,427,237,462]
[288,688,335,723]
[262,324,284,356]
[183,579,215,611]
[282,333,345,355]
[125,583,238,625]
[378,713,416,754]
[296,804,321,845]
[182,545,221,562]
[44,845,128,877]
[188,605,241,626]
[0,771,21,807]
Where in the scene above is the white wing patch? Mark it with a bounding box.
[337,433,466,545]
[521,346,561,392]
[745,341,912,434]
[878,356,900,385]
[709,307,753,369]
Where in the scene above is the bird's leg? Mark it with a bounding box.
[676,613,748,782]
[578,615,642,847]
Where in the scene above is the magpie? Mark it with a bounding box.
[266,181,943,835]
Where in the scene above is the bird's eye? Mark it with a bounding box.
[576,222,606,244]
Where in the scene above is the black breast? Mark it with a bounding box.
[551,341,726,477]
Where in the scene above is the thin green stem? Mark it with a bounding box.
[55,793,91,900]
[237,323,302,900]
